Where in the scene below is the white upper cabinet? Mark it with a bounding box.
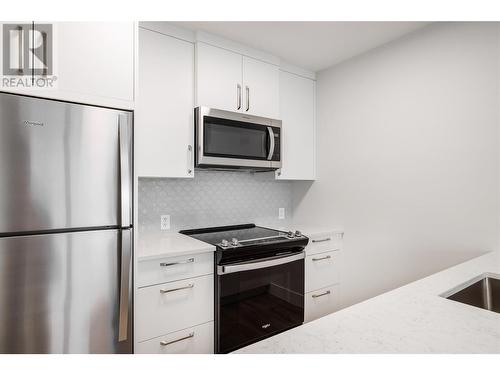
[196,42,242,112]
[0,22,135,109]
[276,71,316,180]
[55,22,134,103]
[196,42,279,118]
[242,56,280,118]
[136,27,195,178]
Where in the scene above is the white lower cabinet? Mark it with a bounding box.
[305,249,340,293]
[305,284,340,323]
[305,231,342,256]
[136,274,214,342]
[136,322,214,354]
[136,251,214,353]
[137,252,213,288]
[303,229,343,323]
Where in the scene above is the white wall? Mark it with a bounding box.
[293,22,500,308]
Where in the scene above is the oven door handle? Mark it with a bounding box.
[217,251,304,275]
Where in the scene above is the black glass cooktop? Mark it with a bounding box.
[180,224,286,247]
[181,224,309,263]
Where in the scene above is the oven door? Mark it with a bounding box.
[195,106,281,170]
[216,252,304,353]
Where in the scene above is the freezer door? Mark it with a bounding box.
[0,93,133,234]
[0,229,133,353]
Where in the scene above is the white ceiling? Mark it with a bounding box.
[174,22,431,72]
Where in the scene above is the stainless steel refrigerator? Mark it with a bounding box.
[0,92,133,353]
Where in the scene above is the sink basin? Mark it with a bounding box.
[442,273,500,314]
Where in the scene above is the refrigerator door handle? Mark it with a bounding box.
[118,113,132,228]
[118,229,132,342]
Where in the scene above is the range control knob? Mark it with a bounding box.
[231,238,239,246]
[287,231,294,238]
[294,230,302,237]
[221,239,229,248]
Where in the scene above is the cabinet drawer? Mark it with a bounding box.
[305,249,340,293]
[305,284,340,323]
[136,321,214,354]
[138,252,213,287]
[136,274,214,342]
[305,232,341,256]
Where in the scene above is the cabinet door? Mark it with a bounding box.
[276,71,315,180]
[55,22,134,102]
[196,42,242,112]
[135,322,214,354]
[305,250,340,293]
[136,274,214,342]
[242,56,280,118]
[0,22,135,108]
[305,284,340,323]
[136,28,194,178]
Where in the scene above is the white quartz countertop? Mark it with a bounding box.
[293,224,344,237]
[137,223,340,261]
[137,232,216,261]
[235,251,500,353]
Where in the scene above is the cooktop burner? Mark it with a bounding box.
[180,224,309,263]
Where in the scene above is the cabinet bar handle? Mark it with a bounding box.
[159,283,194,294]
[160,258,194,267]
[187,145,193,175]
[245,86,250,111]
[312,290,331,298]
[312,238,331,243]
[160,332,194,346]
[237,84,242,110]
[312,255,332,262]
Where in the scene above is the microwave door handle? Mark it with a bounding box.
[218,251,304,275]
[267,127,275,161]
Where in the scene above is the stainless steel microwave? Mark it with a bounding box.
[195,106,282,171]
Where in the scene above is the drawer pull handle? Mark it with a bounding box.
[160,258,194,267]
[312,238,331,243]
[312,255,332,262]
[160,332,194,346]
[159,283,194,294]
[312,290,331,298]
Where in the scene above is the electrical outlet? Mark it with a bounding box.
[160,215,170,230]
[278,208,285,220]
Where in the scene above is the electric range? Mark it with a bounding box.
[180,223,309,353]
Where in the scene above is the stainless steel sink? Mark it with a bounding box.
[442,273,500,314]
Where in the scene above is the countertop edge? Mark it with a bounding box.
[137,232,216,261]
[137,244,216,261]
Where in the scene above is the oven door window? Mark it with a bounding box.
[204,116,269,160]
[218,258,304,353]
